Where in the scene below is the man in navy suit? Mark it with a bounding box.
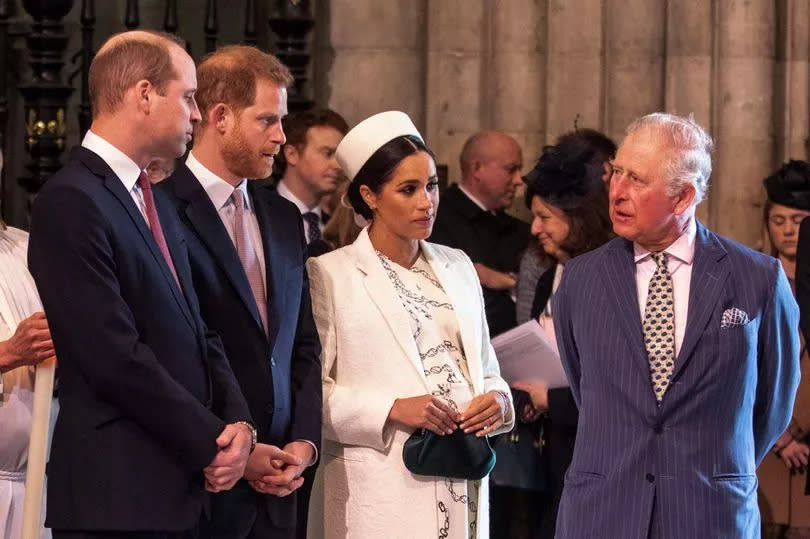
[161,45,321,539]
[552,113,800,538]
[28,31,254,538]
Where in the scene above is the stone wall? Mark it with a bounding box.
[316,0,810,247]
[2,0,808,247]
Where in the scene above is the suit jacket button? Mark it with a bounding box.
[646,473,655,483]
[270,356,276,367]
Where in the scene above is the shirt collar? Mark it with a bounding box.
[81,130,143,192]
[186,151,250,211]
[457,183,493,213]
[277,180,321,216]
[633,216,697,265]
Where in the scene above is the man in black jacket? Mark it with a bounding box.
[429,131,530,336]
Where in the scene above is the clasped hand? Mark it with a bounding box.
[388,391,506,437]
[245,441,312,498]
[203,423,253,492]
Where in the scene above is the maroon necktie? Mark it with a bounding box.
[137,171,180,287]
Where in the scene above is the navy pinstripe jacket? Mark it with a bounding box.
[552,222,800,539]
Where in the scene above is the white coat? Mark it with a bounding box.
[306,228,514,539]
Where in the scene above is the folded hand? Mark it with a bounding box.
[204,423,253,492]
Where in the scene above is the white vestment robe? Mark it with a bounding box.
[0,226,55,539]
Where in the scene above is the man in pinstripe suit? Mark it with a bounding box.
[552,113,800,538]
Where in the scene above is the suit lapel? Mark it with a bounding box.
[153,190,196,331]
[100,165,195,330]
[604,239,650,373]
[172,166,265,336]
[422,242,483,393]
[252,186,286,347]
[351,229,427,386]
[672,222,729,379]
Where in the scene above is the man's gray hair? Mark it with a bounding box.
[626,113,713,204]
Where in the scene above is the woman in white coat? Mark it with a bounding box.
[306,111,514,539]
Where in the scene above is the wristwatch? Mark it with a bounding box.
[235,421,257,454]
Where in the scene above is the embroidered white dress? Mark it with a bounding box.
[377,251,481,539]
[0,227,54,539]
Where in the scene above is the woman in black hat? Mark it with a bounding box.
[758,160,810,539]
[493,129,615,538]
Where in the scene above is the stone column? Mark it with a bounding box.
[664,0,714,224]
[424,0,486,184]
[326,0,427,130]
[488,0,546,169]
[710,0,776,245]
[544,0,604,142]
[603,0,666,142]
[774,0,810,162]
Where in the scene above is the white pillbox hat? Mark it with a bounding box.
[336,111,423,182]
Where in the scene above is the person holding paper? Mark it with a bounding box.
[553,113,799,538]
[306,111,514,538]
[0,217,56,539]
[509,129,615,538]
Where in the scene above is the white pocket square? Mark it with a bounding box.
[721,307,749,329]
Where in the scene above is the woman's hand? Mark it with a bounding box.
[459,391,507,437]
[388,395,461,436]
[778,439,810,472]
[511,380,549,413]
[0,312,55,373]
[473,263,517,291]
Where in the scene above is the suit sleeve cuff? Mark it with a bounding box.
[295,439,318,466]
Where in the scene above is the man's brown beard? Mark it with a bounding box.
[221,118,274,180]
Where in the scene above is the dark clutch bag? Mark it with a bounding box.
[402,427,496,480]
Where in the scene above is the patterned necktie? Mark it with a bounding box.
[137,171,180,287]
[302,211,322,244]
[643,252,676,402]
[231,188,268,334]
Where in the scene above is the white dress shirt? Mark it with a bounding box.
[186,152,267,291]
[81,130,149,224]
[276,180,322,242]
[634,217,697,357]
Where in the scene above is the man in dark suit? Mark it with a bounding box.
[161,45,321,539]
[552,113,800,538]
[429,131,530,336]
[27,31,255,538]
[274,108,348,257]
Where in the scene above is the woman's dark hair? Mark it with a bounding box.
[347,135,435,220]
[524,129,615,259]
